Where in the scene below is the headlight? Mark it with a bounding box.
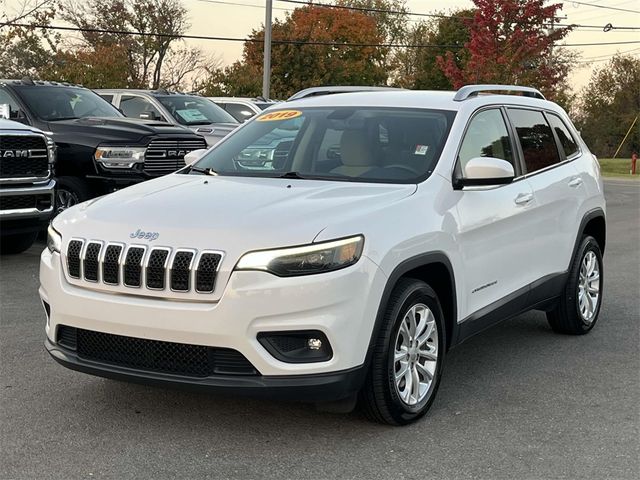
[47,225,62,253]
[94,146,146,169]
[45,136,56,165]
[236,235,364,277]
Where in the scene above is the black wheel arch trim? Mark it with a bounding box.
[572,208,606,260]
[366,251,457,364]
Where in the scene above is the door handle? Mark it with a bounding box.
[568,177,583,188]
[514,193,533,206]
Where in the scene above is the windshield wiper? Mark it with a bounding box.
[278,171,307,179]
[189,165,218,176]
[48,116,80,121]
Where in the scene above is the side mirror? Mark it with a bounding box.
[0,104,10,119]
[455,157,515,189]
[139,112,160,121]
[184,149,207,165]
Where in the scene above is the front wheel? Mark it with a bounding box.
[360,278,445,425]
[54,176,92,216]
[547,235,603,335]
[1,232,38,254]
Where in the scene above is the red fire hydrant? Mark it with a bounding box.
[632,152,638,175]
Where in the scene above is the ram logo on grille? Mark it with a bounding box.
[65,239,222,294]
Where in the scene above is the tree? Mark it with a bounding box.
[576,55,640,158]
[438,0,574,102]
[394,9,473,90]
[0,0,61,78]
[61,0,195,88]
[202,5,387,99]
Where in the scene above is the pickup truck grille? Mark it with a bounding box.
[65,239,222,294]
[144,138,207,176]
[0,135,49,178]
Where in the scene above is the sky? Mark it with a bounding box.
[4,0,640,91]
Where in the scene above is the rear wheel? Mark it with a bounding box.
[547,235,603,335]
[1,232,38,254]
[360,278,445,425]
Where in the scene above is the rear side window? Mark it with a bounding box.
[508,109,560,174]
[547,114,579,159]
[458,109,515,173]
[98,94,114,103]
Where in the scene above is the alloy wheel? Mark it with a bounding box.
[393,303,438,406]
[578,250,600,324]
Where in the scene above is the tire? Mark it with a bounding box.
[360,278,446,425]
[547,235,603,335]
[55,176,92,216]
[1,232,38,254]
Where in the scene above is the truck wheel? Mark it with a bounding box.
[55,177,92,215]
[360,278,445,425]
[1,232,38,255]
[547,235,603,335]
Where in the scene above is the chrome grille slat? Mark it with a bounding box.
[170,250,195,292]
[67,239,84,279]
[123,246,146,287]
[146,248,170,290]
[102,244,124,285]
[83,242,103,282]
[65,240,223,295]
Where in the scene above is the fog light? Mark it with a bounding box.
[258,330,332,363]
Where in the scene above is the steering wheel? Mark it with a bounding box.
[385,164,422,175]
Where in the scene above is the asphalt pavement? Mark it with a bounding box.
[1,180,638,480]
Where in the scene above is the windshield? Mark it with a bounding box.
[15,86,123,121]
[255,102,274,110]
[191,107,455,184]
[157,96,238,125]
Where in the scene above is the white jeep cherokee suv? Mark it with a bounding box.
[40,85,606,425]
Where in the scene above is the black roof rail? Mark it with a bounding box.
[454,84,545,101]
[287,86,404,101]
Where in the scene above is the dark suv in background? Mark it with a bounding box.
[97,89,238,146]
[0,79,207,213]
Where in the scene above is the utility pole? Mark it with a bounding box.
[262,0,273,100]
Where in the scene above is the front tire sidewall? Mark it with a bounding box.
[383,284,445,424]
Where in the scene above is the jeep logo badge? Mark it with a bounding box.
[130,229,159,241]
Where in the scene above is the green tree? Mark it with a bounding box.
[576,54,640,158]
[201,5,387,99]
[394,9,473,90]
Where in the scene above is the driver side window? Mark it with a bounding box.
[459,109,515,175]
[120,95,164,121]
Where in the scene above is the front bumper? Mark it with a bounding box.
[45,337,366,401]
[0,180,55,234]
[40,248,387,399]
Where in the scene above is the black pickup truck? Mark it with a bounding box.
[0,79,207,213]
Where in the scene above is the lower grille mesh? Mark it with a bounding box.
[56,326,258,376]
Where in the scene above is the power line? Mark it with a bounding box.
[275,0,639,30]
[2,22,639,48]
[567,1,640,14]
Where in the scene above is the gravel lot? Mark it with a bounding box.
[1,180,638,480]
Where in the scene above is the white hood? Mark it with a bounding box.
[55,173,416,261]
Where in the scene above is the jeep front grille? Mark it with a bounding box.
[0,135,49,178]
[144,138,207,176]
[65,239,223,294]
